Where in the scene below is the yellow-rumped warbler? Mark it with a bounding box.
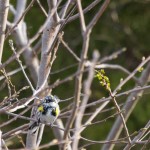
[29,95,60,134]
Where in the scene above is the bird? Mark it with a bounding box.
[29,95,60,134]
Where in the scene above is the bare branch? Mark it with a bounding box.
[47,0,60,23]
[68,0,102,23]
[99,47,127,63]
[76,0,86,33]
[12,0,39,84]
[4,111,36,122]
[1,139,9,150]
[0,66,26,81]
[60,0,72,19]
[87,0,110,32]
[36,0,48,17]
[109,90,131,145]
[9,4,16,15]
[113,57,150,95]
[0,106,31,128]
[2,124,28,139]
[60,37,81,62]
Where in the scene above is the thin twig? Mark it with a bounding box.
[36,0,48,17]
[113,56,150,95]
[99,47,127,63]
[109,90,131,145]
[0,66,26,81]
[0,106,31,128]
[9,40,35,92]
[60,0,72,19]
[2,124,29,139]
[87,0,110,32]
[68,0,102,23]
[76,0,86,33]
[4,111,36,122]
[60,37,80,62]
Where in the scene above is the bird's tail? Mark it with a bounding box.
[29,122,39,134]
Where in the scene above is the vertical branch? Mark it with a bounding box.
[63,2,88,149]
[63,1,110,149]
[36,33,65,150]
[47,0,59,22]
[13,0,26,23]
[36,124,45,147]
[0,0,9,63]
[1,140,8,150]
[60,0,71,19]
[73,51,100,150]
[36,0,60,89]
[76,0,86,33]
[12,0,39,84]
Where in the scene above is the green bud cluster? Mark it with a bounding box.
[95,69,111,91]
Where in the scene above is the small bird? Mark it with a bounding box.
[29,95,60,134]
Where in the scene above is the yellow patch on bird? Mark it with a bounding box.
[55,107,60,116]
[38,105,44,112]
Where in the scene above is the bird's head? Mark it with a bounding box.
[44,95,60,104]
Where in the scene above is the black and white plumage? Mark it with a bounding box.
[29,95,60,134]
